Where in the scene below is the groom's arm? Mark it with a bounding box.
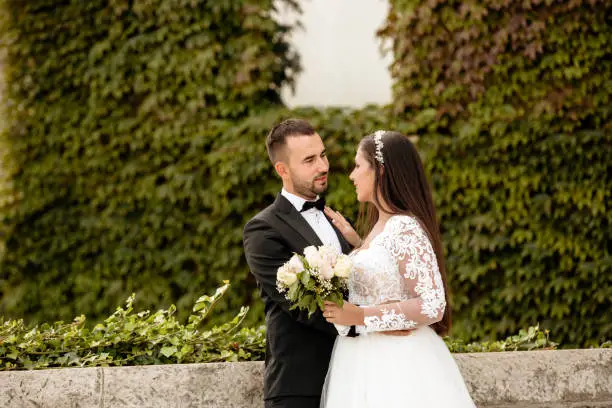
[243,217,337,337]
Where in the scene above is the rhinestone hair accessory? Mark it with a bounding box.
[373,130,385,164]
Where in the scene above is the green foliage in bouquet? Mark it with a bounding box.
[276,247,351,317]
[379,0,612,347]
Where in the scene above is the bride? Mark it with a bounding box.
[321,130,476,407]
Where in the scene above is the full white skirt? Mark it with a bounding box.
[321,326,476,408]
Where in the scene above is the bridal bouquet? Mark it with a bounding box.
[276,245,352,318]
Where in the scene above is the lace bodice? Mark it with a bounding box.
[348,215,446,333]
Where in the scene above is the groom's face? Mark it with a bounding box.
[279,133,329,200]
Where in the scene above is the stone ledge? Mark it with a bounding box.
[1,349,610,408]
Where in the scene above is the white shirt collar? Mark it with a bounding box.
[281,188,319,212]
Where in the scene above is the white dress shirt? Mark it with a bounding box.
[281,188,342,253]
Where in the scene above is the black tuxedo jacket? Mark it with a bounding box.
[243,194,352,400]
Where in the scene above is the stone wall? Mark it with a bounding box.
[1,349,611,408]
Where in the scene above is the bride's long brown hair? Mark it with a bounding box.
[356,131,452,336]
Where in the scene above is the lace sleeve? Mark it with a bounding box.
[360,216,446,333]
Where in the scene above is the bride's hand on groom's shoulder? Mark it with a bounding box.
[324,206,362,248]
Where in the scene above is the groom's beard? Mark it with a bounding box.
[292,172,328,198]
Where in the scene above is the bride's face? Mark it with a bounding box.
[349,148,375,203]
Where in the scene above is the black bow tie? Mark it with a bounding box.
[301,197,325,212]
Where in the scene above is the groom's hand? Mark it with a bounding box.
[324,207,362,248]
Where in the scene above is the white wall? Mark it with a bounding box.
[277,0,393,108]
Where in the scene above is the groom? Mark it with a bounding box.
[243,119,354,408]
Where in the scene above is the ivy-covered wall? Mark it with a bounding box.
[0,0,300,324]
[378,0,612,346]
[0,0,609,347]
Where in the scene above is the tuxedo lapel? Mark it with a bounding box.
[274,194,323,247]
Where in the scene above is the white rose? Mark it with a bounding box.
[333,254,352,278]
[318,245,339,266]
[303,245,318,261]
[303,246,323,269]
[287,254,305,274]
[319,263,335,280]
[277,264,297,286]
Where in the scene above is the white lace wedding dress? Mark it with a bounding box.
[321,215,476,407]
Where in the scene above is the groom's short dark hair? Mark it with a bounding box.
[266,119,316,164]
